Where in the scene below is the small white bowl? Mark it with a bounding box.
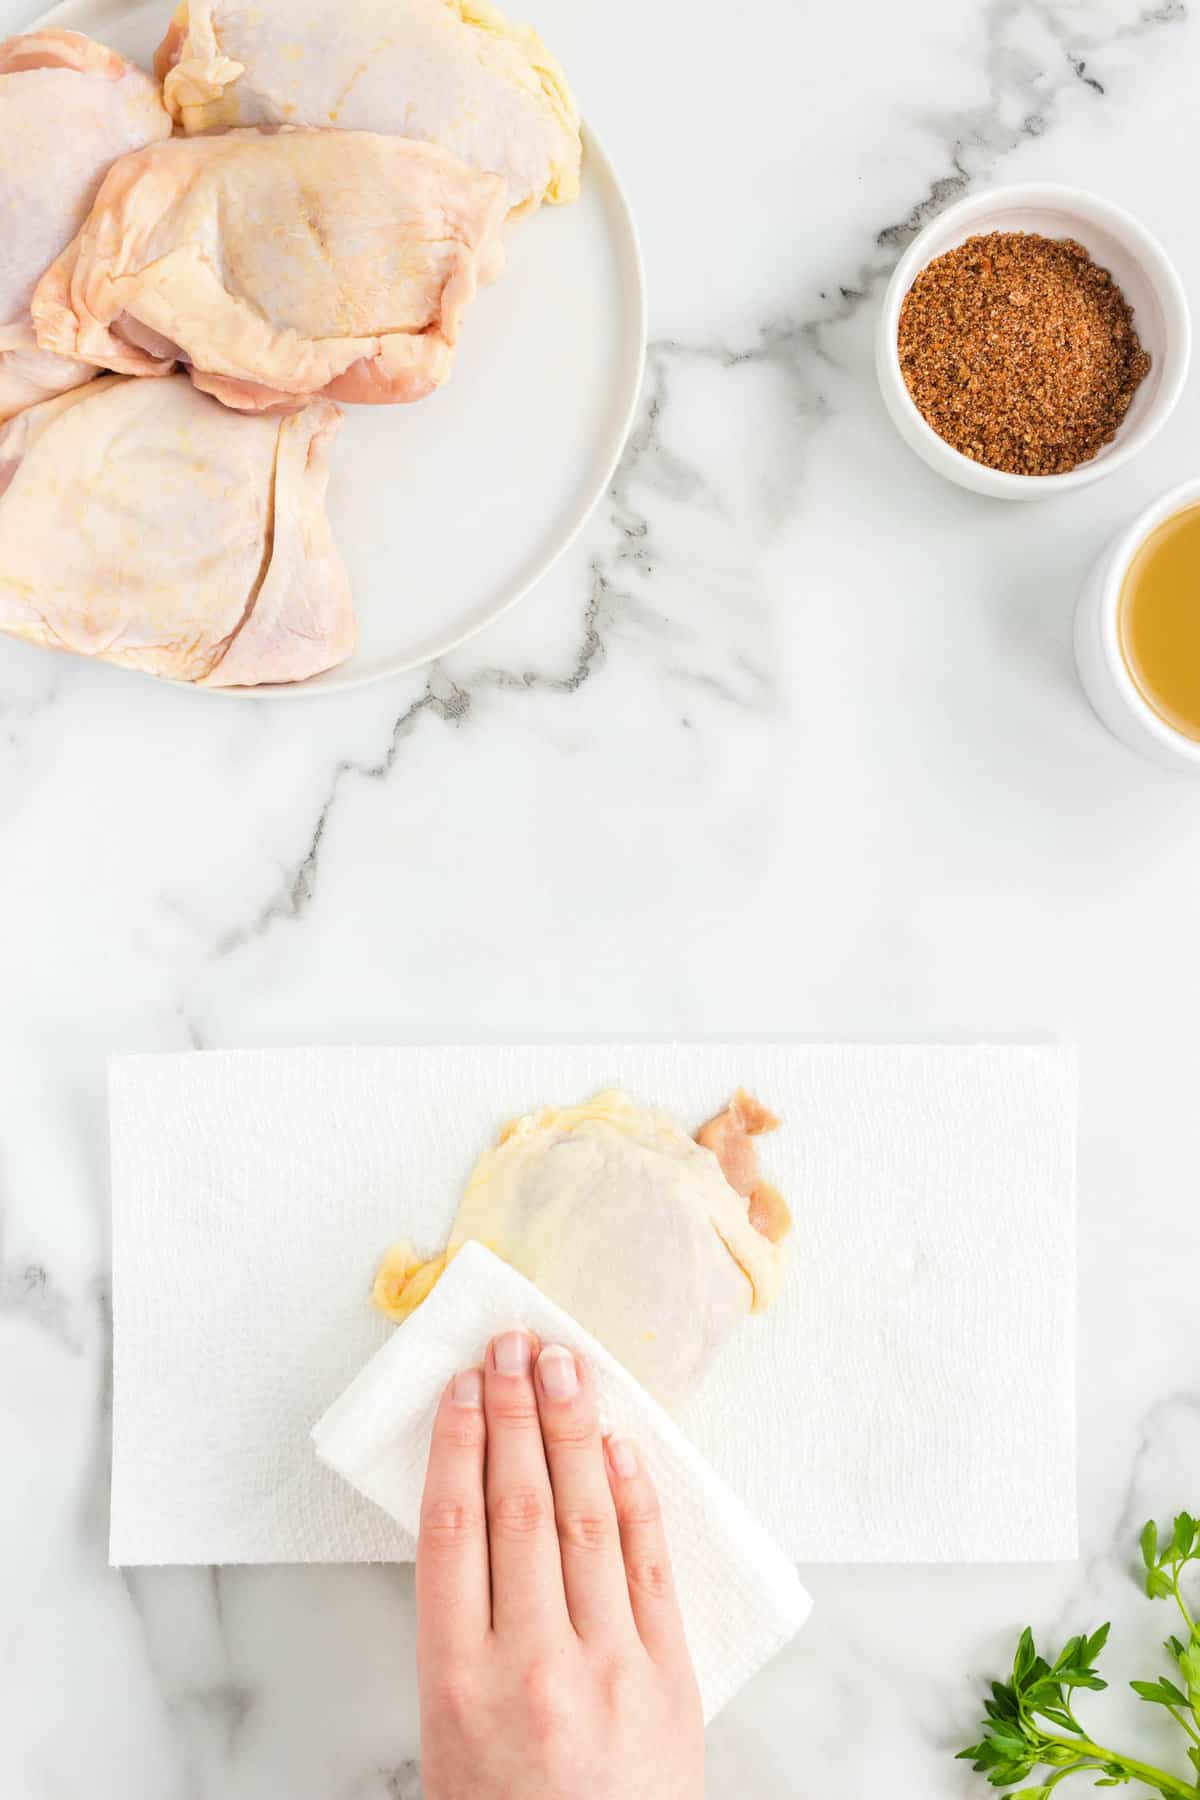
[876,184,1191,499]
[1075,476,1200,772]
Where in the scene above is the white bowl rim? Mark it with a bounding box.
[877,181,1192,497]
[1092,474,1200,764]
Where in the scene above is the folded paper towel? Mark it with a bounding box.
[109,1043,1078,1566]
[312,1241,812,1722]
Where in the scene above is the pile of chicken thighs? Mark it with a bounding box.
[0,2,580,687]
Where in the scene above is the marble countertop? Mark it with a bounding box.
[3,0,1200,1794]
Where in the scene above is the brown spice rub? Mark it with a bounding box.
[897,231,1151,476]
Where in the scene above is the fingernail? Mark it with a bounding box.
[607,1436,639,1479]
[493,1330,531,1376]
[452,1369,482,1408]
[537,1345,579,1401]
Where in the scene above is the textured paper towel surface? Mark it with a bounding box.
[312,1242,812,1722]
[109,1043,1077,1565]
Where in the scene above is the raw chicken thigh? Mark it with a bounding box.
[155,0,581,215]
[33,129,508,413]
[0,376,353,686]
[0,30,171,422]
[374,1091,791,1412]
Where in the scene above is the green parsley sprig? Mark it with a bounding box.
[957,1511,1200,1798]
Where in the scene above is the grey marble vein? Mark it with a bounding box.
[198,0,1187,966]
[1031,1388,1200,1652]
[473,567,608,695]
[176,1679,255,1761]
[0,1156,93,1355]
[347,1765,422,1800]
[3,4,1198,1797]
[214,676,471,955]
[1068,52,1107,94]
[879,0,1185,251]
[117,1564,260,1800]
[213,574,610,954]
[1097,1388,1200,1570]
[0,677,61,743]
[0,1257,85,1354]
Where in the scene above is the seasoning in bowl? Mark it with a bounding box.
[897,232,1151,476]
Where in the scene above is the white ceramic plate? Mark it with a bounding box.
[26,0,647,696]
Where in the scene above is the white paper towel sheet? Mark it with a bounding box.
[312,1242,813,1722]
[109,1043,1078,1566]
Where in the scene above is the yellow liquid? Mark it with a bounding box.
[1119,504,1200,743]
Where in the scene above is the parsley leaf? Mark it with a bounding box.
[957,1511,1200,1797]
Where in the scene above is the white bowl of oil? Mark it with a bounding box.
[1076,478,1200,771]
[876,183,1191,500]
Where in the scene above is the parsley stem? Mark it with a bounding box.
[1062,1700,1085,1737]
[1171,1563,1197,1637]
[1041,1764,1091,1794]
[1163,1703,1200,1747]
[1039,1730,1196,1797]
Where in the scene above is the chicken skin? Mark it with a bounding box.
[0,376,353,686]
[0,30,171,422]
[696,1088,792,1245]
[374,1091,791,1413]
[32,129,508,413]
[154,0,580,215]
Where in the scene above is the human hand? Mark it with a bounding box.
[416,1331,704,1800]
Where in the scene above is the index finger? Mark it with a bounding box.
[416,1369,490,1662]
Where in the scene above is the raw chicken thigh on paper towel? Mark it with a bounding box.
[374,1091,792,1413]
[0,376,353,686]
[32,130,508,413]
[0,31,170,422]
[155,0,581,215]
